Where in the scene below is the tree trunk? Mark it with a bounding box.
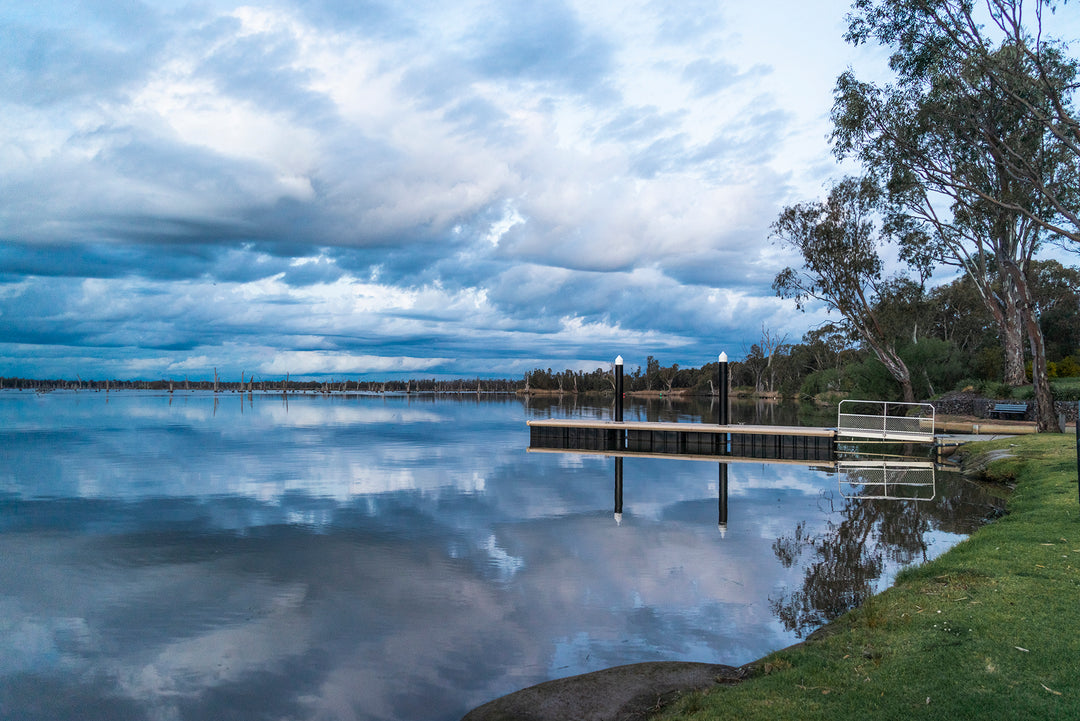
[1002,274,1027,386]
[862,333,916,403]
[1003,260,1057,431]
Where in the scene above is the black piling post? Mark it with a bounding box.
[717,352,729,426]
[615,457,624,525]
[614,355,624,422]
[718,462,728,537]
[718,352,730,454]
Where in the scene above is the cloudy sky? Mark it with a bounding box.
[0,0,945,381]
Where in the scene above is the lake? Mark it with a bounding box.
[0,390,1000,721]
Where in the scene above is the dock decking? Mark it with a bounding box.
[527,418,836,461]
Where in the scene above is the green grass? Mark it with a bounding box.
[659,434,1080,721]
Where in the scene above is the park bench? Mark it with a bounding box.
[990,402,1028,419]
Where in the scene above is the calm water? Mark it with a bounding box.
[0,391,999,721]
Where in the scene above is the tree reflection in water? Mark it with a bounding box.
[769,468,1001,638]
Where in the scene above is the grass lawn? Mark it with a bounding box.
[659,433,1080,721]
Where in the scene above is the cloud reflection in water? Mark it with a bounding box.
[0,391,998,720]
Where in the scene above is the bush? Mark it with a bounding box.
[1051,377,1080,401]
[900,338,967,399]
[1054,355,1080,378]
[981,381,1014,399]
[846,357,904,401]
[800,368,848,398]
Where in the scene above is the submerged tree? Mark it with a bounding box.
[772,177,920,403]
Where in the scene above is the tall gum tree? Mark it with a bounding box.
[835,0,1079,431]
[845,0,1080,241]
[832,48,1064,390]
[772,177,918,404]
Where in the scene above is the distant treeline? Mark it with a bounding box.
[0,377,523,393]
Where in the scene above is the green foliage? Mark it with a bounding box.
[799,368,847,398]
[845,356,903,401]
[971,346,1004,383]
[899,338,967,398]
[1031,261,1080,361]
[1050,377,1080,402]
[981,381,1016,400]
[1047,356,1080,379]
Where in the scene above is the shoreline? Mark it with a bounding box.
[463,430,1079,721]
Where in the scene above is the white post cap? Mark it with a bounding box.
[719,352,728,363]
[615,355,623,365]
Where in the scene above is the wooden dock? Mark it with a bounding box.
[528,446,840,468]
[527,418,836,462]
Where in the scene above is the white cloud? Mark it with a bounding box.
[259,352,450,375]
[0,0,918,378]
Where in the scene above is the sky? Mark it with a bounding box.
[2,1,1070,382]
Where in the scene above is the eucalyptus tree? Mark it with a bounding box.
[844,0,1080,242]
[833,0,1079,429]
[772,177,920,403]
[832,47,1063,392]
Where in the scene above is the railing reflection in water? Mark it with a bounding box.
[533,441,979,642]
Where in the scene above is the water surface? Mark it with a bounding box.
[0,391,999,720]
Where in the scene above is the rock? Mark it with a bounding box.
[461,662,745,721]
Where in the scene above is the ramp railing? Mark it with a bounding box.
[837,400,935,442]
[837,460,936,501]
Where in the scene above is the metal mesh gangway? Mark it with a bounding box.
[837,400,935,442]
[836,459,937,501]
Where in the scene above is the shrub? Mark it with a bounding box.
[1055,355,1080,377]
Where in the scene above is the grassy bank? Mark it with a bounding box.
[660,434,1080,721]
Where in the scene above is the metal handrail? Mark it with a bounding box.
[837,400,935,442]
[837,458,936,501]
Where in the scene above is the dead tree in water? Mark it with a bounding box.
[214,368,219,393]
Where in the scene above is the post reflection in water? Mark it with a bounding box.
[611,457,730,534]
[598,446,990,642]
[614,457,623,524]
[719,462,729,537]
